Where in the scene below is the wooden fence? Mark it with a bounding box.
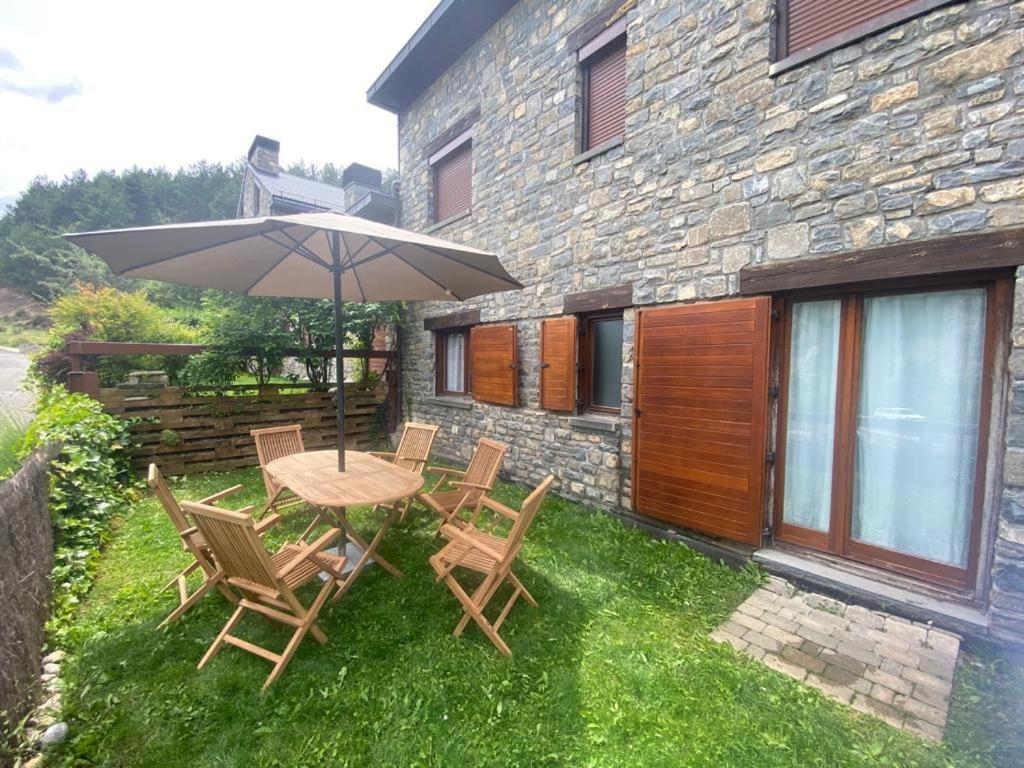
[101,383,388,476]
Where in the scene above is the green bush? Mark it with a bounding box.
[0,403,24,480]
[21,386,134,633]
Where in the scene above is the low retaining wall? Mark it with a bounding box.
[0,446,57,728]
[100,383,388,475]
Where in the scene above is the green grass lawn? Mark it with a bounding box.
[48,468,1022,767]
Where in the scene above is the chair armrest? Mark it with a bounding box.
[439,524,503,562]
[278,528,342,579]
[198,484,244,505]
[181,526,199,538]
[452,480,491,492]
[428,466,465,478]
[480,496,519,521]
[368,451,396,461]
[254,513,283,535]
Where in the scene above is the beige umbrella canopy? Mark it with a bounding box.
[65,212,522,470]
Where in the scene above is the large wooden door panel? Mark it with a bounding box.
[633,297,771,546]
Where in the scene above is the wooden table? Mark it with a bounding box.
[265,450,424,601]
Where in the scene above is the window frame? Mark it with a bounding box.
[429,129,473,224]
[578,18,627,154]
[774,274,1008,590]
[771,0,962,76]
[434,327,471,396]
[578,309,625,415]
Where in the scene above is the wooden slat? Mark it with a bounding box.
[470,324,518,406]
[633,297,771,546]
[539,316,577,412]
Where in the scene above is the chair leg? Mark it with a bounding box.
[159,576,216,628]
[263,582,334,690]
[507,571,538,608]
[454,571,503,637]
[199,603,247,669]
[161,560,200,593]
[443,572,511,656]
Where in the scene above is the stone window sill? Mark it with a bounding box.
[572,136,623,165]
[426,395,474,410]
[568,415,621,433]
[425,209,472,234]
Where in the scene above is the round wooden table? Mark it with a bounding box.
[265,450,425,601]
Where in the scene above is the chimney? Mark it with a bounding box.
[248,135,280,176]
[342,163,382,209]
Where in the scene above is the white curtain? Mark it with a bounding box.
[852,289,986,567]
[445,332,465,392]
[783,301,841,532]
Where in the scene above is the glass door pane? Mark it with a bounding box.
[445,332,465,392]
[852,289,986,568]
[591,318,623,408]
[783,301,841,532]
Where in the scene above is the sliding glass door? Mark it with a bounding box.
[776,282,998,587]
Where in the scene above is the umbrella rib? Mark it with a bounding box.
[265,231,331,270]
[391,249,464,301]
[415,243,521,285]
[244,229,319,295]
[339,232,366,302]
[114,224,287,276]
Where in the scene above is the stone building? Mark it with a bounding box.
[367,0,1024,647]
[237,135,400,224]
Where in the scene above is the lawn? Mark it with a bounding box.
[48,468,1022,767]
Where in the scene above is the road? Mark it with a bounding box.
[0,346,33,424]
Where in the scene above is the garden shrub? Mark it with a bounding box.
[21,386,134,633]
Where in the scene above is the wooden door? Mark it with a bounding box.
[633,297,771,546]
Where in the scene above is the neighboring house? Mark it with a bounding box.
[237,135,399,224]
[367,0,1024,647]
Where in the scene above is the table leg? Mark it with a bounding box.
[330,507,404,603]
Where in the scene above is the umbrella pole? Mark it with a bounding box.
[331,233,346,473]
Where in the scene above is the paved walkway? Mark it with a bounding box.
[0,346,33,425]
[711,576,960,742]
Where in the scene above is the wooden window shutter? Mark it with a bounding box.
[781,0,931,61]
[632,297,771,546]
[433,142,472,222]
[539,316,577,412]
[585,39,626,150]
[470,324,518,406]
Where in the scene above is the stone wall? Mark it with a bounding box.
[0,447,56,729]
[394,0,1024,643]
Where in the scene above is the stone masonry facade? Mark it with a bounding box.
[390,0,1024,645]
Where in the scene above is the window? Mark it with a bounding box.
[430,137,472,223]
[776,280,1002,588]
[772,0,959,74]
[580,311,624,413]
[435,328,469,395]
[579,20,626,152]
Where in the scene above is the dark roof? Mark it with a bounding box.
[367,0,519,113]
[251,166,350,211]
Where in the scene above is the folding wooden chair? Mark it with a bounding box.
[418,437,508,530]
[148,463,282,628]
[181,500,348,691]
[251,425,307,517]
[368,422,440,520]
[429,475,554,656]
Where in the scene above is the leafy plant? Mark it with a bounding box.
[0,401,26,479]
[20,386,134,633]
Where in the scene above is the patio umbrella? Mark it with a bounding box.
[65,212,521,470]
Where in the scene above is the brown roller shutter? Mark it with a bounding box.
[433,142,472,222]
[585,39,626,150]
[633,297,771,546]
[785,0,920,57]
[470,324,518,406]
[540,316,577,412]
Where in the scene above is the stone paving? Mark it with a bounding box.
[711,577,961,741]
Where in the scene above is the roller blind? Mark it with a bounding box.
[585,39,626,150]
[433,142,472,222]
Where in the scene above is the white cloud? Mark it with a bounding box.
[0,0,437,198]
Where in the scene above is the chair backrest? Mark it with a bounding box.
[251,425,304,497]
[181,501,281,592]
[394,422,439,474]
[502,475,555,563]
[147,463,190,538]
[465,437,508,490]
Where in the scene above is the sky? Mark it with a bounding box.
[0,0,439,207]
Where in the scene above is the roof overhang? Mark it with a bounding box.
[367,0,519,113]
